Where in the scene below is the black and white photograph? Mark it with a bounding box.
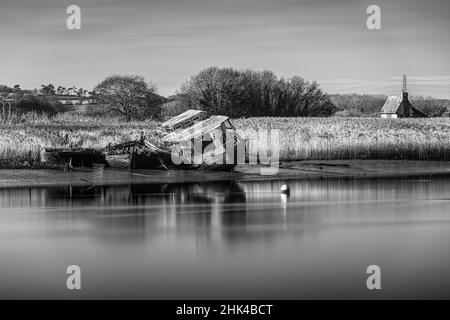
[1,0,450,311]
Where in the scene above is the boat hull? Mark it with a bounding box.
[44,149,107,167]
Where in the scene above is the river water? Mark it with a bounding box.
[1,177,450,299]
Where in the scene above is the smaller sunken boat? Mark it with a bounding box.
[43,148,108,167]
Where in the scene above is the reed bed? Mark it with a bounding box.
[0,113,163,168]
[1,114,450,168]
[234,117,450,161]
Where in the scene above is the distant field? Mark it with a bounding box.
[1,114,450,168]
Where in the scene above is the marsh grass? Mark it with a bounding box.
[234,117,450,161]
[1,114,450,168]
[0,113,164,168]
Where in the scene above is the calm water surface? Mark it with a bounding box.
[1,176,450,299]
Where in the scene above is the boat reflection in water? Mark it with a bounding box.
[1,181,248,246]
[2,177,450,299]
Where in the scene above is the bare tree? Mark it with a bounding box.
[181,67,335,117]
[94,74,158,121]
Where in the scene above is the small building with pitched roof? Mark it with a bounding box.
[380,75,428,118]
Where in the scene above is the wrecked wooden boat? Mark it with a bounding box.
[105,140,169,170]
[43,148,107,167]
[162,115,244,171]
[47,110,245,172]
[105,112,244,172]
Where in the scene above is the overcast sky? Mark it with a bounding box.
[1,0,449,98]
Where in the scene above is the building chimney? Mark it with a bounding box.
[402,74,412,117]
[402,74,408,100]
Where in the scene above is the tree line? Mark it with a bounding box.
[92,68,336,120]
[2,67,449,121]
[1,84,91,96]
[0,83,94,115]
[178,67,336,117]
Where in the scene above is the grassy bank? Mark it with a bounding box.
[1,114,450,168]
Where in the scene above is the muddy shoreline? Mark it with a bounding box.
[1,160,450,189]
